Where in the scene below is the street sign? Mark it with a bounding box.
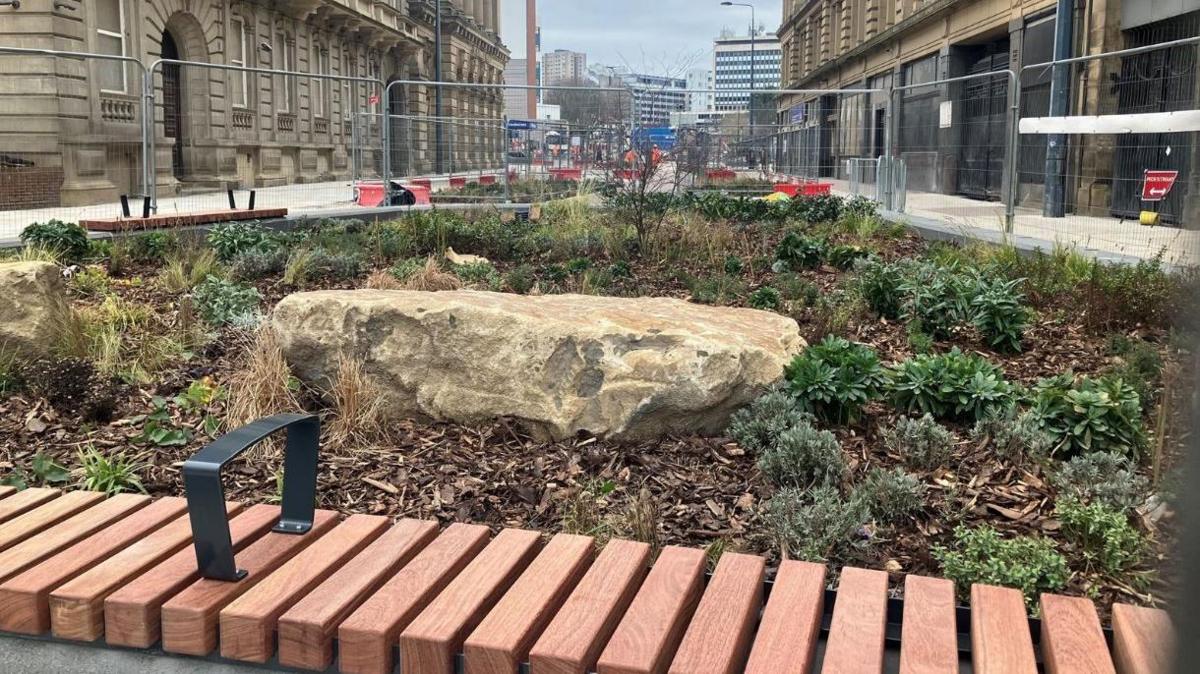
[507,119,535,131]
[1141,170,1179,201]
[368,93,380,105]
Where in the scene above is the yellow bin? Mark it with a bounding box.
[1139,211,1160,226]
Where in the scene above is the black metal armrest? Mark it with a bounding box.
[181,413,320,581]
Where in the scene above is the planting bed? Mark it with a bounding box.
[1,192,1195,618]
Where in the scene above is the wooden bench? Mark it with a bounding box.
[0,486,1177,674]
[80,208,287,232]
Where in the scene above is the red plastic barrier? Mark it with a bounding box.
[411,178,432,190]
[549,168,583,181]
[773,183,801,197]
[801,183,832,196]
[449,177,466,188]
[706,168,737,181]
[480,175,497,185]
[353,181,431,207]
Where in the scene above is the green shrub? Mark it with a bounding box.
[128,232,177,262]
[905,321,935,355]
[565,257,592,274]
[77,446,148,495]
[826,244,870,269]
[192,275,262,327]
[21,220,90,261]
[229,247,289,280]
[774,231,827,271]
[1104,336,1163,413]
[1057,496,1144,574]
[776,273,819,306]
[1084,257,1180,330]
[1030,374,1146,458]
[748,286,782,311]
[307,248,365,281]
[970,277,1032,352]
[757,420,846,488]
[1053,452,1148,511]
[883,414,955,469]
[889,349,1013,422]
[785,336,886,424]
[970,405,1053,461]
[857,467,923,523]
[727,389,814,454]
[389,257,426,282]
[899,263,975,339]
[207,222,275,261]
[505,264,537,294]
[453,261,502,289]
[689,275,744,305]
[723,255,743,275]
[765,485,870,563]
[933,526,1069,607]
[854,258,907,319]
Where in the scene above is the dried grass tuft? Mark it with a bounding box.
[400,257,462,292]
[326,354,388,450]
[364,269,403,290]
[227,326,302,459]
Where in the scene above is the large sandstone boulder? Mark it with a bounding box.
[0,261,63,356]
[271,290,804,440]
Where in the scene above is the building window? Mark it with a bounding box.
[276,33,295,113]
[313,44,330,118]
[96,0,126,93]
[230,18,249,108]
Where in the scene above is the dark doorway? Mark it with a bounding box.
[161,30,185,181]
[958,43,1010,200]
[872,107,886,158]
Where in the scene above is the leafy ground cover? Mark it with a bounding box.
[2,193,1196,615]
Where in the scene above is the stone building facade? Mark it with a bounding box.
[776,0,1200,225]
[0,0,507,208]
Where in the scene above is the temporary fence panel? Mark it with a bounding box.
[146,60,384,220]
[1016,34,1200,266]
[381,81,632,205]
[0,48,150,240]
[891,65,1018,235]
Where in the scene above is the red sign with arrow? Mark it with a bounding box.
[1141,170,1178,202]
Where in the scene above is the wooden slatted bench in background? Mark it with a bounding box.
[0,486,1179,674]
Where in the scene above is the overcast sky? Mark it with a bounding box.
[499,0,784,75]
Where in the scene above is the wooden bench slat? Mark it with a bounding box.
[595,545,707,674]
[821,567,889,674]
[529,539,652,674]
[159,509,339,656]
[1040,593,1116,674]
[0,488,60,524]
[971,584,1037,674]
[338,523,492,674]
[399,528,543,674]
[743,560,825,674]
[48,500,242,642]
[0,491,106,552]
[0,494,149,584]
[1112,603,1176,674]
[667,552,765,674]
[277,518,439,672]
[0,497,187,635]
[463,533,595,674]
[102,504,280,648]
[899,575,959,674]
[0,485,16,500]
[219,514,390,663]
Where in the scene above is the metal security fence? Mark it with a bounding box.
[0,47,151,239]
[145,59,384,219]
[1015,35,1200,265]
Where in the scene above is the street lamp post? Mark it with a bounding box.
[721,2,756,166]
